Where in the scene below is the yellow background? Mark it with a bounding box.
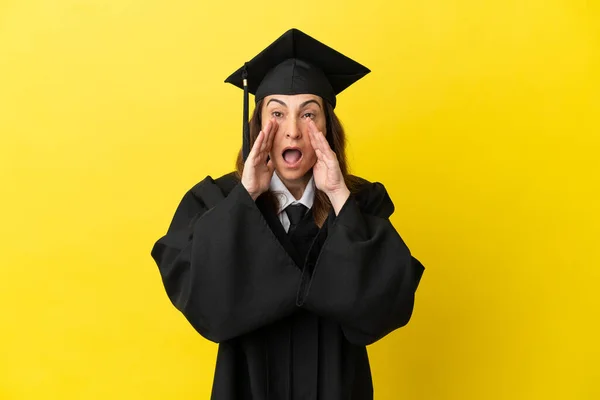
[1,0,599,398]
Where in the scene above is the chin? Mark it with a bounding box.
[275,164,313,182]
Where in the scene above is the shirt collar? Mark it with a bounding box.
[269,172,316,214]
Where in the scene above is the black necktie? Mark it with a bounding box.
[286,204,308,235]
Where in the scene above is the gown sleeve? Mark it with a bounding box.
[297,181,425,346]
[151,177,302,343]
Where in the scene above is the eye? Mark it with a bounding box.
[272,111,283,118]
[302,112,315,119]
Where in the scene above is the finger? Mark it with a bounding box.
[266,159,274,174]
[262,120,276,154]
[313,124,336,161]
[249,130,264,160]
[308,129,319,152]
[265,119,277,153]
[315,148,323,161]
[270,119,278,140]
[309,126,324,154]
[311,122,328,148]
[263,119,272,135]
[260,128,270,154]
[307,118,320,135]
[260,119,276,154]
[311,133,329,163]
[315,148,329,166]
[308,120,328,151]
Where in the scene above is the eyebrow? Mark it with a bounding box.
[266,98,322,109]
[300,99,322,109]
[267,99,287,107]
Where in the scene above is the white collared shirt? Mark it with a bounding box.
[269,172,316,233]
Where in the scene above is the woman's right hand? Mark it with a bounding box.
[241,119,277,201]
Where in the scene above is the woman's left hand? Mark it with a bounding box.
[308,120,350,215]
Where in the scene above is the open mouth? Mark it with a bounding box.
[282,148,303,167]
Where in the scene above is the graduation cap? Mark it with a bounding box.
[225,28,370,160]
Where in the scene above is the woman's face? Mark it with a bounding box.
[261,94,327,183]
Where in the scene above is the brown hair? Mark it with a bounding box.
[235,99,360,227]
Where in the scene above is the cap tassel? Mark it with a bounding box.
[242,63,250,161]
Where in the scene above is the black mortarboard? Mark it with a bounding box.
[225,28,370,160]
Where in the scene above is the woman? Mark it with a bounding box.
[151,29,424,400]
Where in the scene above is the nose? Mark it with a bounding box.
[285,118,302,140]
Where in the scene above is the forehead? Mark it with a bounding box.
[263,94,323,107]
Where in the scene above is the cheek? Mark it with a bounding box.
[302,147,317,165]
[270,130,285,151]
[314,114,327,132]
[317,120,327,133]
[303,116,326,133]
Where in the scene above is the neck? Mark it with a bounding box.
[280,172,312,200]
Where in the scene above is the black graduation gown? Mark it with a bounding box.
[151,172,425,400]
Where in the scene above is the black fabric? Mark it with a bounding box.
[151,172,425,399]
[224,29,371,108]
[285,204,308,235]
[287,213,320,399]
